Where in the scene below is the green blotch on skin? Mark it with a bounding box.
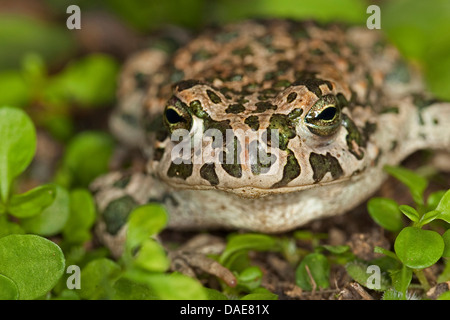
[287,92,297,103]
[271,149,300,188]
[170,69,184,83]
[232,45,253,58]
[380,106,399,114]
[167,161,193,180]
[253,101,277,113]
[206,90,222,104]
[288,108,303,120]
[342,114,365,160]
[221,136,242,178]
[412,93,439,125]
[292,78,332,98]
[192,49,213,61]
[190,100,208,119]
[103,196,138,235]
[200,163,220,186]
[134,72,149,90]
[244,115,260,131]
[385,60,411,84]
[250,140,276,176]
[113,176,132,189]
[309,152,344,183]
[176,79,202,91]
[267,114,296,150]
[363,121,377,142]
[226,104,245,114]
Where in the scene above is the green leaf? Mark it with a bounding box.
[442,229,450,258]
[0,234,65,300]
[133,239,170,273]
[394,227,444,269]
[0,106,36,203]
[126,204,168,251]
[0,15,75,70]
[79,258,121,300]
[382,288,405,300]
[55,131,115,188]
[236,266,263,292]
[124,270,207,300]
[436,190,450,223]
[8,184,56,218]
[204,288,228,300]
[21,185,70,236]
[374,246,399,261]
[62,189,96,244]
[112,278,157,300]
[398,205,419,222]
[390,264,412,298]
[345,261,390,291]
[0,71,30,107]
[367,197,404,232]
[46,54,119,107]
[427,190,446,211]
[240,288,278,300]
[384,165,428,206]
[438,291,450,300]
[295,253,330,291]
[0,273,19,300]
[219,234,277,266]
[418,210,440,227]
[319,245,350,254]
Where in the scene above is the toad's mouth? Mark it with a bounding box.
[160,170,370,199]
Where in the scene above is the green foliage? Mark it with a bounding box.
[360,165,450,299]
[295,253,330,291]
[55,132,115,188]
[62,189,97,244]
[219,233,277,268]
[345,261,390,291]
[46,54,119,108]
[367,198,404,232]
[0,234,65,300]
[0,107,36,202]
[0,15,75,70]
[394,227,444,269]
[21,185,70,236]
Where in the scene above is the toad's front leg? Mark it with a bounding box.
[90,171,236,287]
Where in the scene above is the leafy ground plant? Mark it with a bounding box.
[347,165,450,299]
[0,106,66,299]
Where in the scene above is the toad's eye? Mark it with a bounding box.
[304,94,341,136]
[163,96,193,133]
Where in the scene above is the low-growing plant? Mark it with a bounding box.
[348,165,450,299]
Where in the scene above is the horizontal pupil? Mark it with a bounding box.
[316,106,336,121]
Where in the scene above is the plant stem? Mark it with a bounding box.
[413,269,430,291]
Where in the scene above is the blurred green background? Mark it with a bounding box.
[0,0,449,179]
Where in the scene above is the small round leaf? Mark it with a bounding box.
[367,197,404,232]
[0,274,19,300]
[126,204,168,250]
[394,227,444,269]
[0,107,36,202]
[296,253,330,291]
[0,234,65,299]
